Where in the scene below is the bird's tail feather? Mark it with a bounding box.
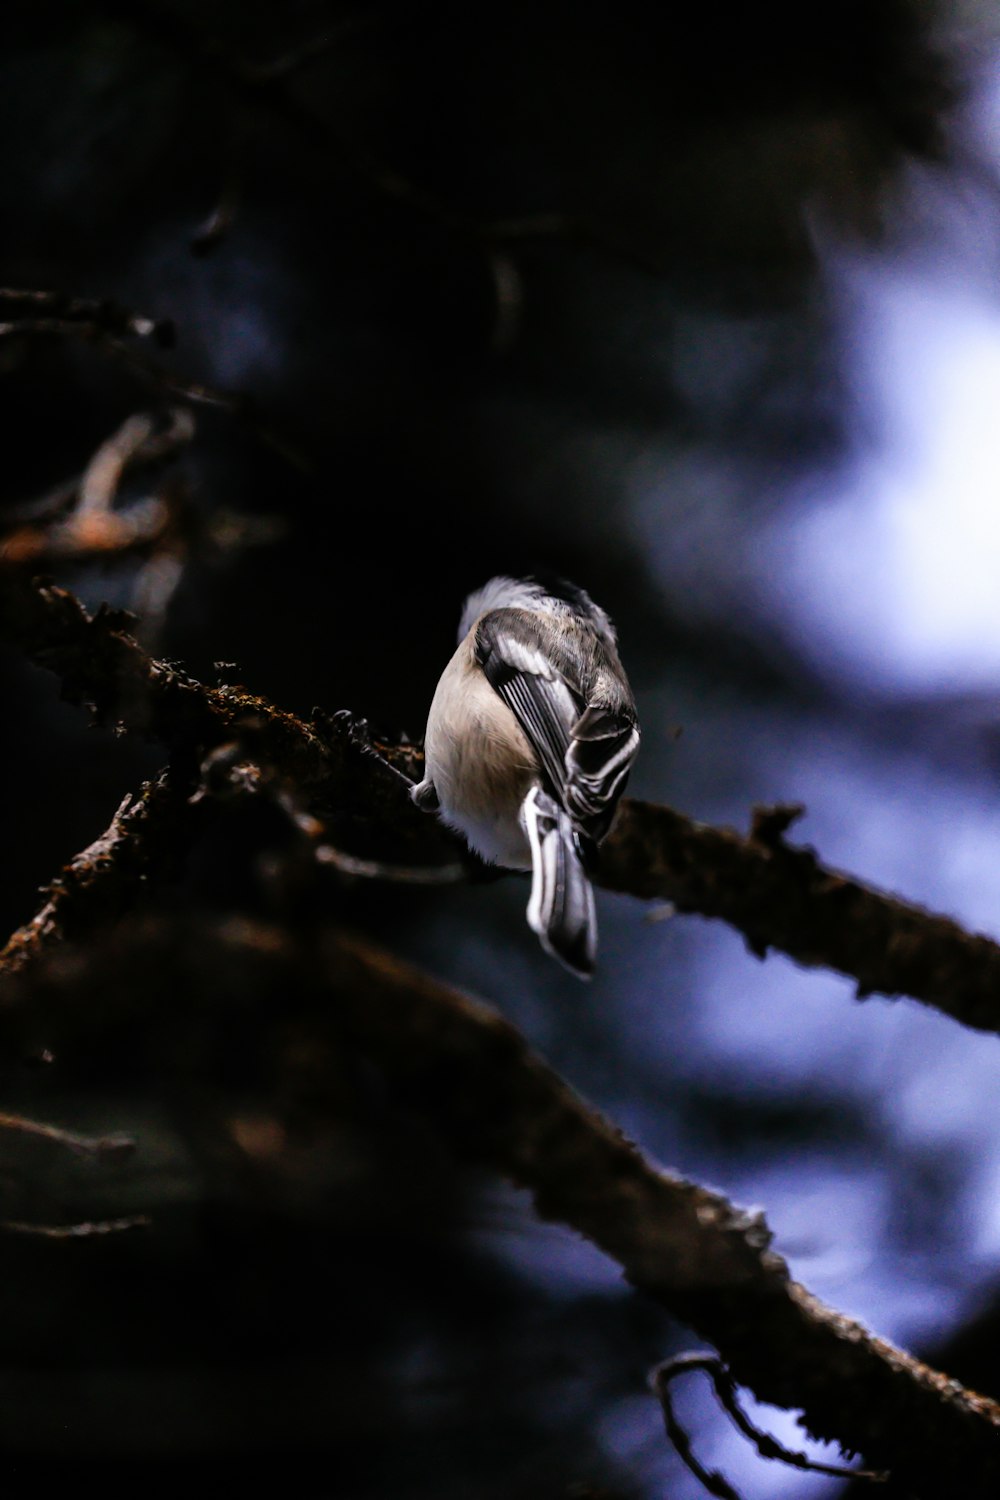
[522,785,596,977]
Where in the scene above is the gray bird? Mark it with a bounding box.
[411,575,640,975]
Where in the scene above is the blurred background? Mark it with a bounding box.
[3,0,1000,1494]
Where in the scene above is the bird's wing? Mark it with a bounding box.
[475,609,638,842]
[475,608,581,798]
[563,703,640,842]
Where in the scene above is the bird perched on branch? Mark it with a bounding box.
[411,575,640,976]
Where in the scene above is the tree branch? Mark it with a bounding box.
[0,570,413,803]
[7,916,996,1493]
[0,1215,151,1239]
[325,930,1000,1496]
[0,288,175,346]
[0,1111,135,1162]
[0,771,200,975]
[650,1351,888,1495]
[598,798,1000,1034]
[4,571,1000,1036]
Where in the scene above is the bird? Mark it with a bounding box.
[410,574,639,976]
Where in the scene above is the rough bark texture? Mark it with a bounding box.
[8,916,996,1495]
[599,798,1000,1033]
[323,933,1000,1495]
[5,570,1000,1039]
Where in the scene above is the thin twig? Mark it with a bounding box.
[0,1112,135,1162]
[0,497,170,566]
[2,410,275,652]
[654,1370,739,1499]
[1,409,195,569]
[0,574,457,861]
[0,770,202,976]
[0,288,175,346]
[4,408,194,542]
[0,1215,151,1238]
[650,1353,889,1498]
[79,412,160,516]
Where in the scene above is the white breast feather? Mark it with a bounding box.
[422,632,536,868]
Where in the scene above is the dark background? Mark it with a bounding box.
[3,2,1000,1495]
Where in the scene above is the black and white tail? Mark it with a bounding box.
[521,784,597,978]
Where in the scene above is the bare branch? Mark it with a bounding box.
[653,1361,741,1500]
[0,1110,144,1243]
[598,798,1000,1035]
[1,409,278,653]
[79,413,165,517]
[0,1215,151,1239]
[0,770,201,976]
[324,931,1000,1496]
[1,410,196,571]
[8,916,994,1492]
[650,1352,888,1497]
[0,288,175,346]
[0,1112,135,1162]
[5,573,1000,1033]
[0,573,447,842]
